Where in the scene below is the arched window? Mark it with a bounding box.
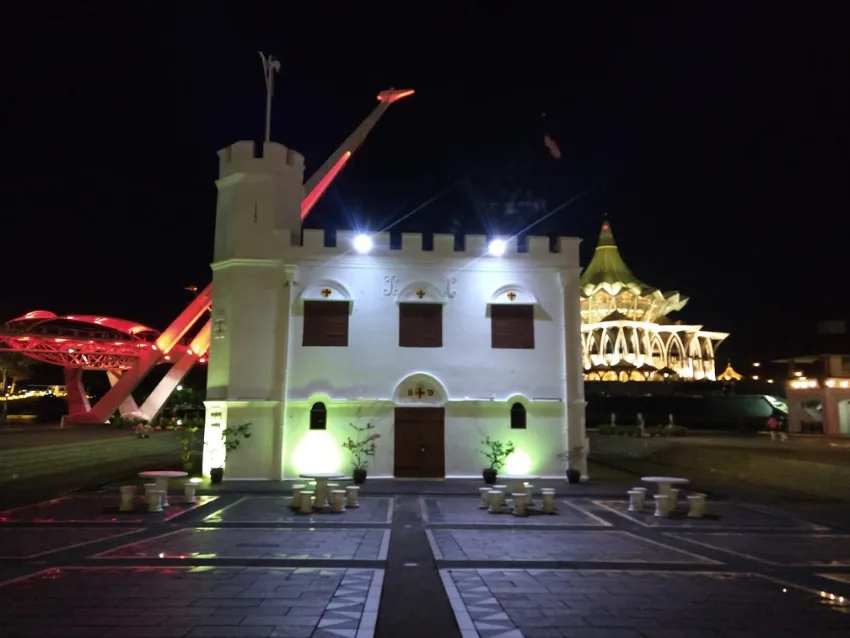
[510,402,527,429]
[310,402,327,430]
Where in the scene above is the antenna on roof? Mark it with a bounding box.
[258,52,281,143]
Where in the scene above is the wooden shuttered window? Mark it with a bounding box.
[491,304,535,349]
[399,303,443,348]
[302,301,350,347]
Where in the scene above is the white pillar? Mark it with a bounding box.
[560,269,588,479]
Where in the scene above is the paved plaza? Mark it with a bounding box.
[0,484,848,637]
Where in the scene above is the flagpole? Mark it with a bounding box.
[259,52,281,143]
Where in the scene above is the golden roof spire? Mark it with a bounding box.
[580,218,650,296]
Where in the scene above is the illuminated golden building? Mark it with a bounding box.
[581,221,728,382]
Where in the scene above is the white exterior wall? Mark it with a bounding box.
[204,140,586,480]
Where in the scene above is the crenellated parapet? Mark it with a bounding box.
[217,141,305,181]
[292,229,580,266]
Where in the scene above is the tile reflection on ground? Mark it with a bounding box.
[0,494,218,524]
[442,568,850,636]
[669,532,850,566]
[427,529,718,563]
[422,497,611,527]
[595,499,826,530]
[0,527,142,558]
[95,527,391,561]
[204,496,393,524]
[0,566,384,637]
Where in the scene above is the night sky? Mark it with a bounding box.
[2,3,848,368]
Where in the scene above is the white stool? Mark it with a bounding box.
[687,493,707,518]
[653,494,670,517]
[667,488,679,511]
[488,490,503,513]
[627,489,645,512]
[632,487,647,509]
[119,486,137,512]
[540,488,556,514]
[492,485,507,506]
[183,482,197,504]
[299,491,315,515]
[143,483,156,498]
[345,485,361,508]
[479,487,492,509]
[523,483,535,506]
[147,490,164,513]
[291,484,305,508]
[512,493,528,516]
[330,490,347,513]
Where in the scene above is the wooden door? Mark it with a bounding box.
[394,407,445,478]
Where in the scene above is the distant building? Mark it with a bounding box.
[780,353,850,435]
[580,221,729,382]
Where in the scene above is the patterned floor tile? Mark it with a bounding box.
[0,494,218,523]
[427,529,716,563]
[669,532,850,566]
[204,496,393,524]
[423,497,610,527]
[0,566,384,637]
[95,527,390,561]
[442,568,850,636]
[0,527,142,558]
[595,499,825,529]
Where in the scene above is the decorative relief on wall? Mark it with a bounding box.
[320,287,332,298]
[444,276,457,299]
[394,373,447,405]
[490,285,536,305]
[383,275,399,296]
[301,280,352,301]
[415,289,426,299]
[213,315,227,340]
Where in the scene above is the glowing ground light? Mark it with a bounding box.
[353,234,373,254]
[504,449,533,474]
[292,431,343,474]
[488,239,507,257]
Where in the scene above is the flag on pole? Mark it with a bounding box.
[541,112,562,159]
[543,134,562,160]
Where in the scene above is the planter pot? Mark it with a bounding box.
[210,468,224,484]
[482,468,497,484]
[566,468,581,484]
[353,469,367,484]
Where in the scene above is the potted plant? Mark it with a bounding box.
[210,422,252,484]
[557,446,585,484]
[342,422,380,484]
[170,419,205,476]
[478,436,515,484]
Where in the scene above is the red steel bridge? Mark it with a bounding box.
[0,88,414,425]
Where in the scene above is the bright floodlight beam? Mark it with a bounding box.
[353,234,373,254]
[488,239,507,257]
[301,87,415,221]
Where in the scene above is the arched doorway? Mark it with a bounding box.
[391,373,447,478]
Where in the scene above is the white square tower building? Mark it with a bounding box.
[203,140,587,480]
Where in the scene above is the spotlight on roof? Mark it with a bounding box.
[353,234,373,254]
[488,239,507,257]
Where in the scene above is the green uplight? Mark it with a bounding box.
[504,449,532,474]
[292,430,343,474]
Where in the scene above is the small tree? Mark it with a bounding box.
[342,422,380,471]
[0,352,35,422]
[478,436,516,471]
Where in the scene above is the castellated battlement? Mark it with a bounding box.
[218,141,305,180]
[290,229,581,265]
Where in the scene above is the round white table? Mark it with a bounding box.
[299,472,347,509]
[641,476,689,496]
[139,470,188,507]
[498,474,539,495]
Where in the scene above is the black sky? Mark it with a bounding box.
[2,3,848,366]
